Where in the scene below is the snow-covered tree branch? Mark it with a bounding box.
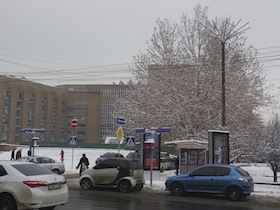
[114,5,274,159]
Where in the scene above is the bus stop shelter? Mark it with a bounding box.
[165,140,208,174]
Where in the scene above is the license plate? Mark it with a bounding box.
[48,183,62,190]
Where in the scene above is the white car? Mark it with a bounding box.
[0,160,68,210]
[17,156,65,174]
[80,158,145,193]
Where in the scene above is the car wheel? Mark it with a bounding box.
[227,186,242,201]
[52,169,60,174]
[170,182,184,196]
[0,194,17,210]
[80,178,93,190]
[134,184,143,190]
[118,180,131,193]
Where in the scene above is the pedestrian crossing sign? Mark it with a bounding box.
[126,136,135,147]
[69,136,77,145]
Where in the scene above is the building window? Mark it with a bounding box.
[2,90,11,143]
[40,97,47,128]
[15,93,22,143]
[74,108,86,113]
[50,99,57,141]
[74,100,87,105]
[61,101,68,142]
[28,95,35,128]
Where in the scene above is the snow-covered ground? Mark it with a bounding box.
[1,146,279,197]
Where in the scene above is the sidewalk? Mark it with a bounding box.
[64,171,79,179]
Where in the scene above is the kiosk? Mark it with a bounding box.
[164,140,208,174]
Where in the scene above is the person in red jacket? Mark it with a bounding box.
[60,150,64,163]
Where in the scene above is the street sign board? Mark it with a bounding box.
[21,128,46,134]
[117,118,125,125]
[135,127,171,134]
[116,126,124,141]
[71,119,78,128]
[135,128,145,133]
[126,136,135,147]
[155,127,171,133]
[69,136,77,145]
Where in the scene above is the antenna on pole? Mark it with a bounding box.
[199,18,250,128]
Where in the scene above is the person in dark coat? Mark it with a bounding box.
[27,147,32,156]
[76,154,89,176]
[11,149,15,160]
[16,149,22,160]
[175,156,179,175]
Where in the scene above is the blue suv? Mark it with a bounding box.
[165,164,254,201]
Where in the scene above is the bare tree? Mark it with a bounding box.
[254,114,280,182]
[114,5,273,157]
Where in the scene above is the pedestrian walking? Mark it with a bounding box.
[76,154,89,176]
[16,149,22,160]
[60,150,64,163]
[11,149,15,160]
[175,156,179,175]
[27,147,32,156]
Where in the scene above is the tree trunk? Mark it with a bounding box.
[273,170,278,182]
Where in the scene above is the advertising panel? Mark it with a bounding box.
[208,130,229,164]
[143,134,160,170]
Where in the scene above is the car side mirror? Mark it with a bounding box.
[189,173,194,177]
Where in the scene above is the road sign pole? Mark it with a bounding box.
[150,150,153,186]
[71,147,74,169]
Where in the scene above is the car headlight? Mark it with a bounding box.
[238,177,249,182]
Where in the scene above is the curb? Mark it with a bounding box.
[64,172,79,179]
[254,182,280,186]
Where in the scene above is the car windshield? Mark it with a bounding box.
[129,161,143,170]
[127,153,140,158]
[236,166,250,176]
[103,153,122,158]
[16,157,31,162]
[12,164,53,176]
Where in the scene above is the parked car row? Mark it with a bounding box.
[0,152,255,210]
[82,152,254,201]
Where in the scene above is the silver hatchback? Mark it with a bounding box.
[17,156,65,174]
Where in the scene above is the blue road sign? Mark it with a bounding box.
[155,127,171,133]
[117,118,125,125]
[21,128,46,134]
[135,128,145,133]
[69,136,77,145]
[126,136,135,147]
[135,127,171,134]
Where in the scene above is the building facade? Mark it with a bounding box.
[0,76,127,145]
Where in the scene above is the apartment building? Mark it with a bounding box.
[0,75,127,145]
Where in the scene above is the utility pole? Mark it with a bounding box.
[200,19,250,127]
[221,42,226,127]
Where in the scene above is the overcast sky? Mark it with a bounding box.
[1,0,280,92]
